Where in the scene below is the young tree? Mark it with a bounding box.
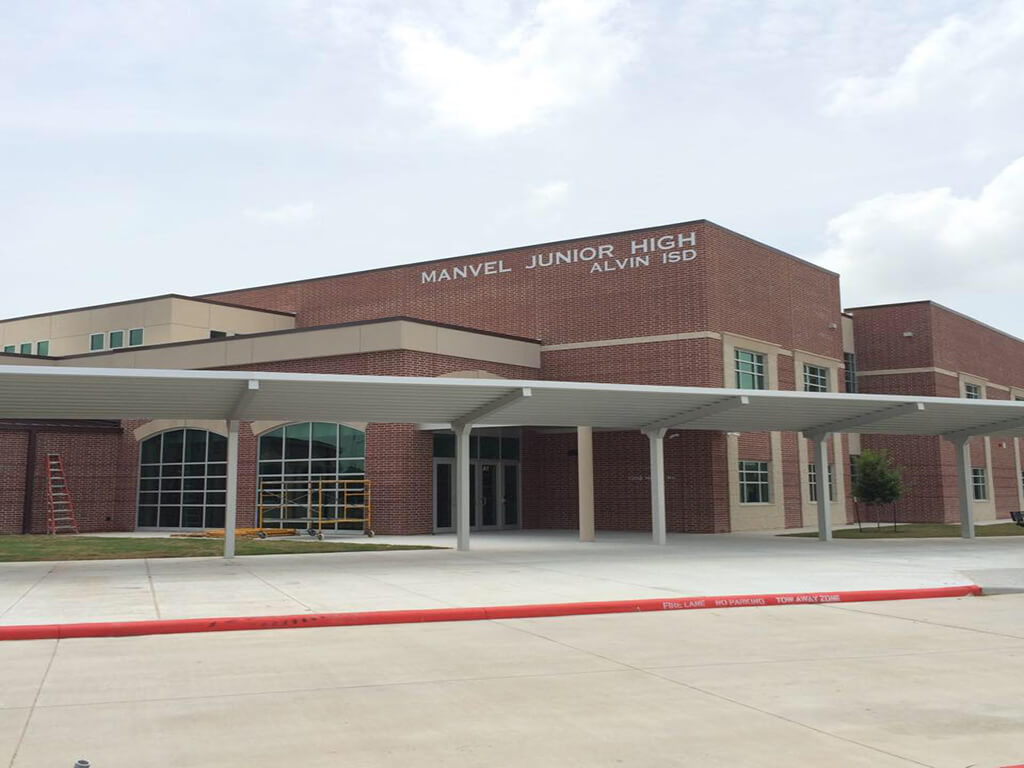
[850,449,905,532]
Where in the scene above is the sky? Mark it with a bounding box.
[2,0,1023,335]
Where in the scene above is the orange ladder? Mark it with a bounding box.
[45,453,80,535]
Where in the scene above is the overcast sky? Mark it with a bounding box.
[2,0,1022,336]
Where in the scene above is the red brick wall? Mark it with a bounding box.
[0,427,136,535]
[930,304,1024,384]
[540,338,721,387]
[848,303,935,372]
[203,221,716,346]
[851,302,1024,523]
[522,429,729,534]
[0,431,28,534]
[707,228,844,360]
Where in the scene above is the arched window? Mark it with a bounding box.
[257,423,365,529]
[138,429,227,528]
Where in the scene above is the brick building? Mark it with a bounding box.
[1,220,1022,536]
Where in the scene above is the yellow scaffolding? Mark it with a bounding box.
[314,478,373,539]
[257,477,373,539]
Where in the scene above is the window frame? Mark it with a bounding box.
[738,460,771,504]
[843,353,857,393]
[257,422,367,530]
[808,463,836,503]
[803,363,829,393]
[734,349,767,390]
[971,467,988,501]
[137,428,229,529]
[964,382,983,400]
[109,330,125,349]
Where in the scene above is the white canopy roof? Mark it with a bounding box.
[2,364,1024,438]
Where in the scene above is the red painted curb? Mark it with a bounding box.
[0,584,982,642]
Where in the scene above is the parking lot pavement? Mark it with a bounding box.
[4,530,1023,626]
[2,593,1024,768]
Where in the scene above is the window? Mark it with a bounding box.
[971,468,988,500]
[36,340,49,356]
[738,461,771,503]
[432,433,519,459]
[3,345,14,354]
[735,350,766,390]
[844,353,857,393]
[19,342,31,355]
[109,330,125,349]
[138,429,228,528]
[90,333,104,351]
[964,383,982,399]
[803,364,829,393]
[258,423,366,530]
[129,328,144,346]
[808,463,836,503]
[210,330,227,339]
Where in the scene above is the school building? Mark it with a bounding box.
[2,219,1023,537]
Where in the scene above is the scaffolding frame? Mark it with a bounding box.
[257,477,373,539]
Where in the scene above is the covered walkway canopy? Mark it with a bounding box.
[3,364,1023,554]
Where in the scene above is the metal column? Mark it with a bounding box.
[811,433,832,542]
[455,424,472,551]
[646,428,668,545]
[224,419,239,560]
[577,426,595,542]
[952,436,976,539]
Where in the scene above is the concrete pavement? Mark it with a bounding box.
[2,530,1023,626]
[3,594,1024,767]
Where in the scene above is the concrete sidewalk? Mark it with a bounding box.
[3,594,1024,767]
[2,531,1022,626]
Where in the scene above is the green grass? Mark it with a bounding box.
[0,535,440,562]
[783,523,1024,539]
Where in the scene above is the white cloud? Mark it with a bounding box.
[825,1,1024,115]
[244,201,318,223]
[818,155,1024,308]
[527,180,570,209]
[389,0,637,136]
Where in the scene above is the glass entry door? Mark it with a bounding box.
[433,459,520,532]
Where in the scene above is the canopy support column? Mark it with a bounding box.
[224,419,239,560]
[951,436,975,539]
[577,426,595,542]
[809,432,832,542]
[455,424,473,552]
[645,428,668,545]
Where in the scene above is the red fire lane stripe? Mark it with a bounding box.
[0,584,982,642]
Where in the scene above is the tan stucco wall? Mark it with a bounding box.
[55,319,541,371]
[0,297,294,357]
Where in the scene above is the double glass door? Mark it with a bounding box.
[434,460,520,532]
